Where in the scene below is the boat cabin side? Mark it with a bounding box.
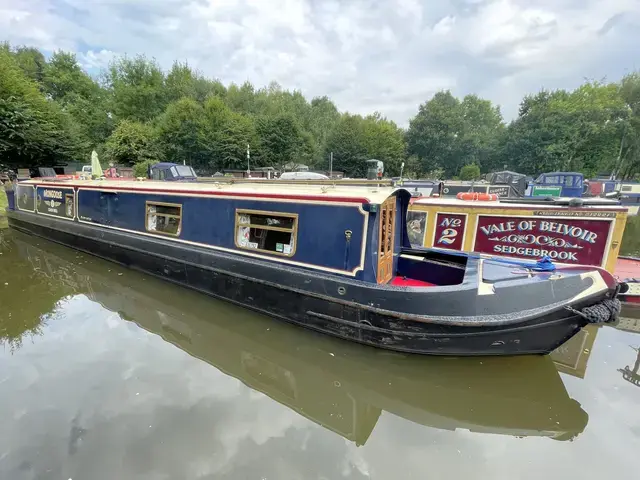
[11,181,461,285]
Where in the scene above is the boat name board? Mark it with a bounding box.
[488,186,511,197]
[474,215,612,265]
[36,187,75,219]
[42,189,63,199]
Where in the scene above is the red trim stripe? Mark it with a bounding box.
[31,183,371,204]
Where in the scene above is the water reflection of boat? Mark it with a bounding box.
[9,231,590,442]
[550,325,599,379]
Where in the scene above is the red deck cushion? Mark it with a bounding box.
[391,276,436,287]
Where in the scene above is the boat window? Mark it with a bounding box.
[65,194,74,218]
[175,165,196,177]
[622,185,633,192]
[146,201,182,236]
[235,209,297,256]
[544,175,558,184]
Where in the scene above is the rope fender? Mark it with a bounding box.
[565,298,621,324]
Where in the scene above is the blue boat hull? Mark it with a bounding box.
[7,209,604,356]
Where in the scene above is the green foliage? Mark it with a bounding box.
[106,55,167,122]
[43,51,114,149]
[1,40,640,182]
[324,112,406,177]
[104,120,161,165]
[155,98,207,166]
[133,159,156,178]
[502,83,630,176]
[256,113,306,171]
[406,91,504,177]
[459,163,481,180]
[11,46,46,85]
[200,97,258,171]
[0,48,83,166]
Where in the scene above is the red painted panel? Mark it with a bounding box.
[474,215,612,266]
[433,213,467,251]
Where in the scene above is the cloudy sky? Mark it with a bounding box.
[2,0,639,125]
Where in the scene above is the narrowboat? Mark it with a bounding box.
[525,172,587,198]
[615,181,640,216]
[6,230,590,442]
[4,178,625,356]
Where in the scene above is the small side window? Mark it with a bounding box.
[65,194,74,218]
[146,202,182,236]
[235,209,297,256]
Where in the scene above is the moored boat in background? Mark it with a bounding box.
[407,195,628,273]
[5,178,624,356]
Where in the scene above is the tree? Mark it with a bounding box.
[361,113,406,176]
[0,48,83,167]
[502,83,630,176]
[324,114,369,177]
[104,120,161,165]
[43,51,114,148]
[255,113,306,171]
[155,98,208,168]
[106,55,167,122]
[616,73,640,179]
[199,97,258,171]
[10,46,46,86]
[458,95,504,171]
[459,163,481,180]
[406,91,464,176]
[406,91,504,177]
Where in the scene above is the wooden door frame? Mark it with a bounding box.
[377,196,396,284]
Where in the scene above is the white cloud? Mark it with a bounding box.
[1,0,639,124]
[77,49,117,70]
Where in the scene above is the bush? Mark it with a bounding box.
[133,159,155,178]
[459,163,481,181]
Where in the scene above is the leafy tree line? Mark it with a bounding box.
[1,42,640,179]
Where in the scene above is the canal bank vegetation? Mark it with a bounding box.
[0,189,7,229]
[1,42,640,180]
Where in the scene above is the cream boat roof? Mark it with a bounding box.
[21,178,401,205]
[412,196,627,211]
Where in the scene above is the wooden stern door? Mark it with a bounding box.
[377,197,396,284]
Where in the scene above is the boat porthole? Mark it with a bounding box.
[334,381,341,387]
[337,286,346,295]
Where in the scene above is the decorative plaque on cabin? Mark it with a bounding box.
[433,213,467,251]
[473,215,613,266]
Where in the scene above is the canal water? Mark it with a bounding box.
[0,229,639,480]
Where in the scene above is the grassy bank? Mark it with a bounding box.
[0,189,7,229]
